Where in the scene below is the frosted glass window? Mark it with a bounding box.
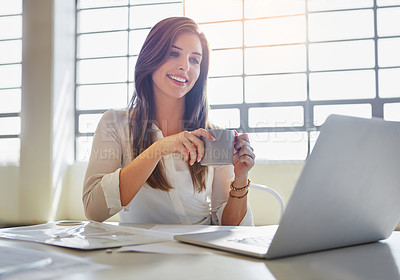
[249,106,304,128]
[309,70,376,101]
[313,104,372,126]
[185,0,242,22]
[245,16,306,46]
[0,117,21,135]
[0,40,22,64]
[377,7,400,37]
[245,45,306,75]
[0,138,20,164]
[0,89,21,113]
[308,10,374,42]
[200,21,242,49]
[209,49,243,77]
[384,103,400,121]
[77,58,127,84]
[76,136,93,162]
[309,40,375,71]
[249,132,308,161]
[308,0,373,11]
[209,109,240,129]
[245,0,305,18]
[245,74,307,103]
[0,0,22,15]
[0,64,21,88]
[378,38,400,67]
[78,7,128,33]
[379,68,400,98]
[77,84,127,110]
[79,114,103,133]
[377,0,400,6]
[78,32,128,58]
[130,3,182,29]
[0,16,22,40]
[129,56,138,82]
[129,29,151,56]
[207,77,243,105]
[78,0,128,9]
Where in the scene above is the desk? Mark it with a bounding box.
[1,224,400,280]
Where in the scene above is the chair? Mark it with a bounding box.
[249,183,285,226]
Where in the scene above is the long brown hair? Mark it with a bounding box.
[128,17,210,192]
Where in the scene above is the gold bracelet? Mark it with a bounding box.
[230,178,251,192]
[229,189,249,199]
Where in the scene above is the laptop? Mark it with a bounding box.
[174,114,400,259]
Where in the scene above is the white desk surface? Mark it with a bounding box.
[1,224,400,280]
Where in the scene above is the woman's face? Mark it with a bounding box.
[152,31,202,101]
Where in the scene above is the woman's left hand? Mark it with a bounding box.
[233,132,255,179]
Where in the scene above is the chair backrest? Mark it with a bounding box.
[249,183,284,226]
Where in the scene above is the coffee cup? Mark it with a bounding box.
[201,129,235,166]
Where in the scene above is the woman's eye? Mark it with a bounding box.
[190,58,200,65]
[170,51,179,57]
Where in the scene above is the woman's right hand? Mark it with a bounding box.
[155,128,215,165]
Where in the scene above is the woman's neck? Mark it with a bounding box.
[154,95,185,137]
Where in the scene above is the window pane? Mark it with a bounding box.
[308,0,373,11]
[379,68,400,98]
[245,74,307,103]
[249,106,304,128]
[245,45,306,75]
[77,58,127,84]
[129,56,138,82]
[0,40,22,64]
[130,3,182,29]
[209,49,243,77]
[208,77,243,105]
[377,7,400,37]
[245,16,306,46]
[209,109,240,129]
[377,0,400,6]
[309,40,375,71]
[0,117,21,135]
[78,32,128,58]
[77,84,127,110]
[79,114,103,133]
[129,29,150,56]
[0,89,21,113]
[200,21,242,49]
[308,10,374,42]
[78,0,128,9]
[0,64,21,88]
[245,0,305,18]
[76,136,93,162]
[384,103,400,121]
[249,132,308,161]
[185,0,242,22]
[310,70,376,101]
[378,38,400,67]
[313,104,372,126]
[0,0,22,15]
[78,7,128,33]
[131,0,182,4]
[0,138,20,164]
[0,16,22,40]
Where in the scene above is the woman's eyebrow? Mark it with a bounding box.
[172,45,202,56]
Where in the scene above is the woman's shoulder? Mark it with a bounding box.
[100,109,129,123]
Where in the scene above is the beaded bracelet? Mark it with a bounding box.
[229,189,249,199]
[230,178,251,192]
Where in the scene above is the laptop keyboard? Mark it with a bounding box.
[229,236,273,247]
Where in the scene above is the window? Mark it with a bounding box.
[76,0,400,162]
[0,0,22,165]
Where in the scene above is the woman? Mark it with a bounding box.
[83,17,256,226]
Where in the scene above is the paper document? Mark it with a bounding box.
[0,221,171,250]
[116,240,212,255]
[0,245,107,280]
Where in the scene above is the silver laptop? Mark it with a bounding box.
[174,114,400,259]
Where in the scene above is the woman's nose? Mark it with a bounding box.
[178,58,189,71]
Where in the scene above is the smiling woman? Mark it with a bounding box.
[82,17,256,227]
